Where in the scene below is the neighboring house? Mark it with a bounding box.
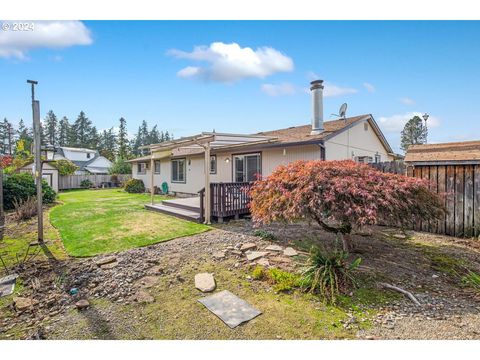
[404,140,480,166]
[129,79,396,223]
[19,161,59,192]
[54,147,113,175]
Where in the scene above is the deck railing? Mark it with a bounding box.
[199,182,253,222]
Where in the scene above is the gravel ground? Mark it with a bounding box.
[1,219,479,340]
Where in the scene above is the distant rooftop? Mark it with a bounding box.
[405,140,480,164]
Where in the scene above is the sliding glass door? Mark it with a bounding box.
[233,153,261,182]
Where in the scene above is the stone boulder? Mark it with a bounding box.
[195,273,216,292]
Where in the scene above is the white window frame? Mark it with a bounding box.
[233,153,261,182]
[210,155,217,174]
[171,158,186,183]
[154,160,161,174]
[137,162,146,174]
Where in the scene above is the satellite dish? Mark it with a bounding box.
[339,103,348,118]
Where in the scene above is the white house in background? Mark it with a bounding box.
[19,161,59,192]
[54,147,113,175]
[128,79,397,223]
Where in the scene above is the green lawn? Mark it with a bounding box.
[49,189,210,257]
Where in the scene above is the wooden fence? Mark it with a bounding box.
[59,174,131,190]
[408,164,480,237]
[370,160,406,174]
[199,182,252,222]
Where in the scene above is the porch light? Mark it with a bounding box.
[225,157,230,163]
[42,143,56,161]
[283,148,287,156]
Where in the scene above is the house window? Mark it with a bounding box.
[210,155,217,174]
[364,123,369,131]
[154,160,161,174]
[375,154,381,163]
[233,153,261,182]
[355,156,373,164]
[87,153,91,159]
[171,158,186,183]
[137,162,146,174]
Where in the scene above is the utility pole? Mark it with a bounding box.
[27,80,43,243]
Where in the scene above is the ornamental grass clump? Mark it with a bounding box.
[250,160,445,252]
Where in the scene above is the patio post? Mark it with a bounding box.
[204,143,211,224]
[150,155,154,205]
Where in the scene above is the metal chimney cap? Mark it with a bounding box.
[310,79,324,90]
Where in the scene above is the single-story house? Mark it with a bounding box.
[129,79,396,223]
[54,147,113,175]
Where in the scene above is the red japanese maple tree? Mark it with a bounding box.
[250,160,444,252]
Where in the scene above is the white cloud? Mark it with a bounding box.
[378,112,440,133]
[323,82,357,98]
[261,82,296,96]
[168,42,294,83]
[399,97,415,105]
[363,82,375,93]
[0,21,92,59]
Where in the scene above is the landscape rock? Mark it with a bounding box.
[14,297,39,311]
[246,251,268,261]
[240,243,257,252]
[265,245,283,252]
[95,256,117,267]
[135,276,159,289]
[212,251,226,259]
[283,247,298,257]
[133,290,155,303]
[256,258,270,267]
[269,256,293,264]
[195,273,216,292]
[75,299,90,310]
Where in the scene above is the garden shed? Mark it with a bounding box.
[19,161,59,193]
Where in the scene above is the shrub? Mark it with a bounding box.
[250,160,445,252]
[51,159,78,176]
[461,270,480,291]
[124,178,145,193]
[300,246,361,304]
[13,196,37,221]
[109,158,132,175]
[252,265,266,280]
[80,179,94,189]
[253,229,276,240]
[3,173,56,210]
[267,268,302,292]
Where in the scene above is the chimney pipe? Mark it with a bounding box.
[310,79,324,135]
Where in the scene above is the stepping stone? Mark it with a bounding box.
[269,256,293,264]
[198,290,262,328]
[283,247,298,257]
[256,258,270,267]
[0,274,18,297]
[195,273,216,292]
[14,297,39,311]
[265,245,283,252]
[212,251,226,259]
[75,299,90,310]
[246,251,268,261]
[133,290,155,304]
[240,243,257,252]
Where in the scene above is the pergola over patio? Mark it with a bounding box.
[141,132,278,224]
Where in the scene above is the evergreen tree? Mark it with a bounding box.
[0,118,15,155]
[72,111,93,147]
[117,117,129,159]
[99,127,117,161]
[400,115,428,152]
[44,110,58,146]
[132,120,149,156]
[148,125,160,144]
[16,119,33,155]
[88,126,100,149]
[58,116,71,146]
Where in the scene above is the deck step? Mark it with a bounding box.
[161,198,200,212]
[145,204,201,222]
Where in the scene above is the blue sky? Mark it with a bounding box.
[1,20,480,152]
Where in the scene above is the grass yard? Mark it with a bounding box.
[49,189,210,257]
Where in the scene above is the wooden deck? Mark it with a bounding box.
[145,197,202,222]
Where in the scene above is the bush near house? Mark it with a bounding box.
[124,178,145,193]
[250,160,445,252]
[109,158,132,175]
[51,159,78,176]
[3,173,56,210]
[80,179,94,189]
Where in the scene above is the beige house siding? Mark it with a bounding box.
[324,120,394,162]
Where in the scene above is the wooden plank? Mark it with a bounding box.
[445,165,456,236]
[454,166,465,237]
[413,167,422,231]
[406,165,414,177]
[421,166,430,232]
[436,166,447,235]
[464,165,474,237]
[429,166,438,233]
[474,165,480,237]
